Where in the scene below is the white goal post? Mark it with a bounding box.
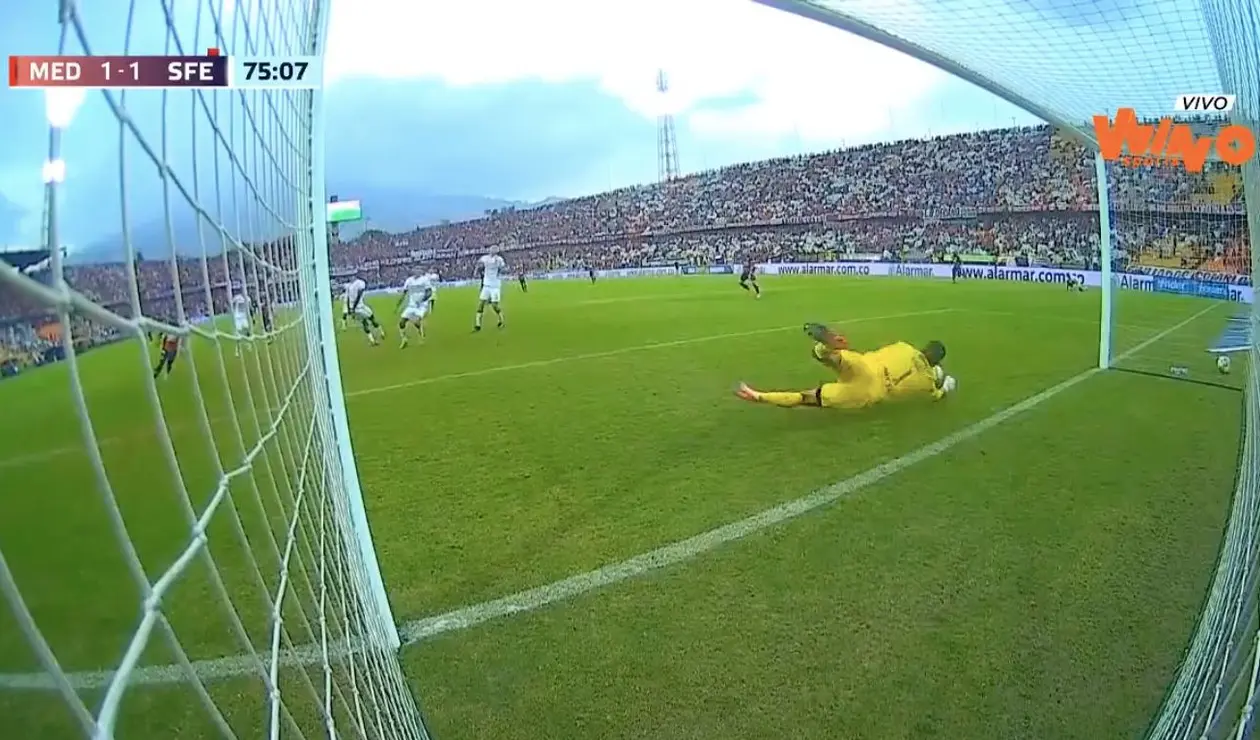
[753,1,1260,737]
[0,0,428,737]
[1095,153,1115,371]
[309,4,402,656]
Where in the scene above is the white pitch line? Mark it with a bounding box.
[0,436,124,471]
[962,308,1170,333]
[574,291,734,306]
[573,285,809,306]
[343,308,952,399]
[397,303,1217,644]
[0,303,1217,692]
[0,310,950,473]
[1,304,1160,472]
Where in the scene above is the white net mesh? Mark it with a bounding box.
[1104,155,1250,390]
[1144,3,1260,735]
[756,0,1231,135]
[760,0,1260,737]
[0,1,426,738]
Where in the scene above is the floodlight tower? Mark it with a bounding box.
[656,69,680,182]
[43,89,84,282]
[39,187,52,255]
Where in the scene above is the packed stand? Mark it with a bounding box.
[330,123,1247,284]
[5,123,1253,368]
[0,246,284,369]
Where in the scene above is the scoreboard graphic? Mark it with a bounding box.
[8,48,322,89]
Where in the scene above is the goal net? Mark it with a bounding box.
[0,1,427,738]
[756,0,1260,737]
[1101,150,1251,392]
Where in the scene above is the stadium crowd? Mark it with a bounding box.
[0,123,1250,366]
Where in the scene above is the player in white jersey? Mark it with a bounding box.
[425,271,440,313]
[396,272,434,348]
[232,293,251,332]
[340,281,352,330]
[473,250,506,331]
[231,293,250,356]
[343,277,383,345]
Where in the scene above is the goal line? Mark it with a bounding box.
[0,306,1214,693]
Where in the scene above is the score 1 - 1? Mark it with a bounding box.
[230,56,323,89]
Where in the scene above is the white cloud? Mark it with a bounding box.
[323,0,949,145]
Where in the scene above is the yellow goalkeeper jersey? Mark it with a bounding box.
[835,342,943,403]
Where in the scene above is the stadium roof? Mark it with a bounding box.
[755,0,1257,145]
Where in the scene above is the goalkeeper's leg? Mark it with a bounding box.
[735,382,823,408]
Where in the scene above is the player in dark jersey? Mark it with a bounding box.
[153,333,179,379]
[588,266,597,284]
[519,273,528,293]
[951,252,963,283]
[739,262,761,298]
[260,298,274,335]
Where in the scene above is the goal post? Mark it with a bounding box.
[745,1,1260,736]
[1096,152,1114,371]
[1097,145,1250,392]
[307,0,400,653]
[1140,21,1260,733]
[0,0,427,735]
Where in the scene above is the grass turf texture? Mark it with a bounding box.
[0,275,1243,738]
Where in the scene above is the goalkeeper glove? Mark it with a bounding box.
[803,322,847,349]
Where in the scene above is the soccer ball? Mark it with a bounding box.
[1217,355,1232,374]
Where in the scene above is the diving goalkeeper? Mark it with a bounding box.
[735,322,957,410]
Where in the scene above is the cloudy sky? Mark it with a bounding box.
[0,0,1228,257]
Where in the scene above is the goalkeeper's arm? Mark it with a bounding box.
[804,323,847,371]
[811,341,843,372]
[927,368,957,400]
[804,322,847,349]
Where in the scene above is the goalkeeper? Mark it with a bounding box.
[735,323,957,410]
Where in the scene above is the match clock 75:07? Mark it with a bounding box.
[231,55,323,89]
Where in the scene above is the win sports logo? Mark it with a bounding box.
[1093,98,1254,173]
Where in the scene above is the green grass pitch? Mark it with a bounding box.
[0,275,1245,739]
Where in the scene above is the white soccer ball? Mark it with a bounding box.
[1217,355,1232,374]
[941,375,958,394]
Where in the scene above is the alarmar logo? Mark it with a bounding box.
[1093,105,1255,173]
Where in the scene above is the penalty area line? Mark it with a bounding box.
[344,308,954,399]
[396,302,1216,645]
[0,309,950,472]
[0,303,1199,474]
[0,303,1213,691]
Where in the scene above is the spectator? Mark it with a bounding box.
[2,123,1249,362]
